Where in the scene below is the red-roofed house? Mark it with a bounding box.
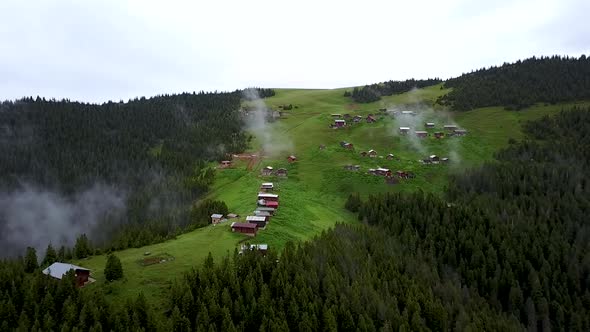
[287,155,297,163]
[231,222,258,236]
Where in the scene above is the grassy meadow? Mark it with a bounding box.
[75,85,587,308]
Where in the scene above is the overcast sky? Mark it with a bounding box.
[0,0,588,103]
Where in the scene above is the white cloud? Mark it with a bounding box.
[0,0,588,102]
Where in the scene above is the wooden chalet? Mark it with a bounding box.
[227,213,239,219]
[454,129,468,136]
[276,168,288,177]
[401,110,415,116]
[211,213,223,224]
[258,192,279,202]
[425,122,435,128]
[444,124,458,131]
[256,207,276,215]
[334,119,346,127]
[415,131,428,138]
[399,127,410,134]
[254,211,272,220]
[42,262,91,287]
[368,149,377,158]
[343,113,351,119]
[261,166,274,176]
[240,244,269,255]
[287,155,297,163]
[360,151,368,157]
[219,160,232,168]
[441,157,449,163]
[246,216,268,228]
[353,115,362,123]
[429,155,440,162]
[366,115,376,123]
[374,167,392,177]
[434,132,445,139]
[260,182,274,192]
[396,170,409,178]
[231,222,258,236]
[386,153,395,160]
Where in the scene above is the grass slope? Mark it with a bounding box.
[75,85,587,308]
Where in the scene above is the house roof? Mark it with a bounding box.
[399,127,410,130]
[288,155,297,159]
[246,216,267,222]
[402,110,413,114]
[444,124,457,128]
[335,119,346,123]
[331,114,342,116]
[426,122,435,125]
[454,129,467,132]
[254,211,271,216]
[261,182,274,187]
[211,214,223,219]
[377,168,390,172]
[227,213,239,218]
[264,166,273,170]
[221,160,231,163]
[368,149,376,153]
[387,153,394,157]
[231,222,257,229]
[415,131,428,134]
[257,207,276,212]
[42,262,89,280]
[276,168,287,172]
[430,155,438,159]
[266,201,279,207]
[258,193,278,198]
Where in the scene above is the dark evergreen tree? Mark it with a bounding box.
[24,247,37,273]
[104,254,124,282]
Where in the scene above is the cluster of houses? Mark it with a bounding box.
[229,182,279,237]
[399,123,468,137]
[421,155,450,165]
[261,166,288,177]
[330,113,378,128]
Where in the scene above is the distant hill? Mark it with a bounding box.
[437,55,590,111]
[345,78,442,103]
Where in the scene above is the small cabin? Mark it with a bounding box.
[260,182,274,191]
[344,164,360,171]
[256,207,276,215]
[375,168,391,177]
[231,222,258,236]
[396,170,409,178]
[261,166,274,176]
[430,155,440,162]
[42,262,91,287]
[425,122,435,128]
[265,201,279,208]
[444,125,458,131]
[254,211,272,220]
[343,143,353,149]
[441,157,449,163]
[399,127,410,135]
[246,216,268,228]
[401,110,414,115]
[353,115,362,123]
[211,213,223,224]
[454,129,468,136]
[360,151,368,157]
[240,244,268,255]
[366,115,376,123]
[434,132,445,139]
[415,131,428,138]
[219,160,232,168]
[287,155,297,163]
[386,153,395,160]
[334,119,346,127]
[227,213,239,219]
[368,150,377,158]
[258,193,279,202]
[276,168,288,177]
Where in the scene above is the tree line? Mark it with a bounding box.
[436,55,590,111]
[345,78,442,103]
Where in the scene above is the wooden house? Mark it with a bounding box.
[353,115,362,123]
[399,127,410,135]
[368,149,377,158]
[401,110,416,116]
[344,142,354,149]
[444,124,458,131]
[287,155,297,163]
[386,153,395,160]
[454,129,468,136]
[256,207,276,215]
[254,211,272,220]
[276,168,288,177]
[260,182,274,192]
[334,119,346,127]
[258,193,279,202]
[396,170,409,178]
[415,131,428,138]
[425,122,435,128]
[246,216,268,228]
[375,167,392,177]
[211,213,223,224]
[261,166,273,176]
[360,151,368,157]
[219,160,232,168]
[42,262,91,287]
[429,155,440,162]
[231,222,258,236]
[366,115,376,123]
[434,132,445,139]
[441,157,449,163]
[227,213,239,219]
[343,113,351,119]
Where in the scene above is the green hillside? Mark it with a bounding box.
[74,85,588,308]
